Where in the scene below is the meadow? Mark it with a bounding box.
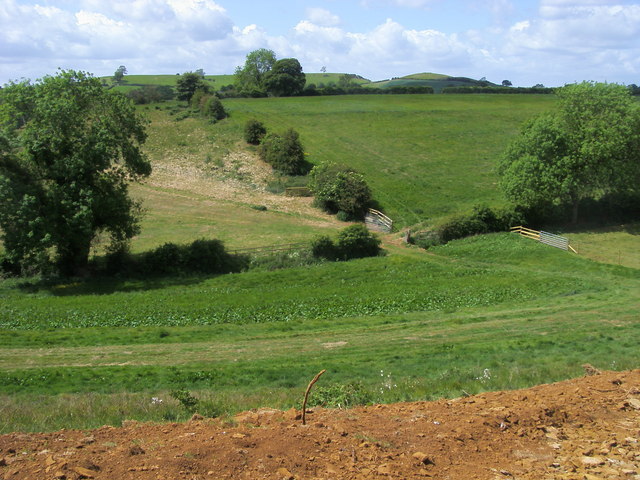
[0,84,638,433]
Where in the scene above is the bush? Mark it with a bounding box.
[336,224,381,260]
[135,239,247,276]
[244,119,267,145]
[308,163,372,220]
[307,382,372,408]
[311,235,338,261]
[258,129,309,175]
[203,96,227,123]
[412,205,526,249]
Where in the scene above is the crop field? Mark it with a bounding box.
[1,86,638,434]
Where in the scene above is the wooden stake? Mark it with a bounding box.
[302,369,326,425]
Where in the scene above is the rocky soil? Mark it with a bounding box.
[1,370,638,479]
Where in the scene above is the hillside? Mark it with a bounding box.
[1,369,638,479]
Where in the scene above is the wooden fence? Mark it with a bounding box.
[510,226,577,253]
[230,242,308,257]
[365,209,393,233]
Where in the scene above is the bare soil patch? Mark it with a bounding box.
[2,370,638,479]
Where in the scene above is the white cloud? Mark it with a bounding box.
[306,7,340,27]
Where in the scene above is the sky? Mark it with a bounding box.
[1,0,639,87]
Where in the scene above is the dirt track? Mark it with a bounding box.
[1,370,638,479]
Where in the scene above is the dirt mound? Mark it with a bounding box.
[1,370,638,479]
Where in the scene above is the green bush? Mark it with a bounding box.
[308,163,372,220]
[311,235,338,261]
[244,119,267,145]
[336,224,381,260]
[203,96,227,123]
[258,129,309,175]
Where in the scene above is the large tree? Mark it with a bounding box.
[234,48,277,97]
[264,58,306,97]
[176,71,209,102]
[498,81,640,223]
[0,70,151,275]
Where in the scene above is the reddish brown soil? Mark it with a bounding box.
[1,370,639,480]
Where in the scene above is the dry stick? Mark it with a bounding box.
[302,369,326,425]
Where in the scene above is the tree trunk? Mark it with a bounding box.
[571,198,580,225]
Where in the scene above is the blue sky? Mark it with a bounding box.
[1,0,639,86]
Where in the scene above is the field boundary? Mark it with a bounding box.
[229,242,308,257]
[510,226,577,253]
[366,209,393,233]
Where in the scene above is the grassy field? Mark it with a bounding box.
[220,94,555,226]
[1,234,638,432]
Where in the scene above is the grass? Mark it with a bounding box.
[1,234,638,432]
[219,94,556,227]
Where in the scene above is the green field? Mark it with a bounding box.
[1,86,638,433]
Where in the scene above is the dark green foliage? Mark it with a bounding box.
[263,58,306,97]
[176,72,210,102]
[311,235,338,261]
[113,65,127,84]
[203,96,227,123]
[412,205,525,249]
[308,163,372,220]
[0,70,150,276]
[139,239,245,276]
[499,82,640,224]
[244,119,267,145]
[335,224,382,260]
[127,85,174,104]
[258,129,309,175]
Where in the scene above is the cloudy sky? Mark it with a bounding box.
[1,0,639,87]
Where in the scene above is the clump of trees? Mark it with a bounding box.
[498,81,640,224]
[234,49,306,97]
[308,163,373,221]
[0,70,151,276]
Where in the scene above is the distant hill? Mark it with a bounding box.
[367,73,498,94]
[103,72,497,95]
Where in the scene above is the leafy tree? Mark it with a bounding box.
[113,65,127,84]
[258,128,308,175]
[234,48,277,96]
[0,70,151,275]
[335,224,381,260]
[176,71,209,102]
[264,58,306,97]
[499,81,640,224]
[501,79,512,87]
[308,163,372,220]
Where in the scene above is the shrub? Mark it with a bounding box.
[203,96,227,123]
[336,224,381,260]
[309,163,372,220]
[258,129,309,175]
[311,235,338,261]
[244,119,267,145]
[307,382,371,408]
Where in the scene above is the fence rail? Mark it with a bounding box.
[365,209,393,233]
[510,226,577,253]
[230,242,308,257]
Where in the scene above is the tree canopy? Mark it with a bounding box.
[498,81,640,223]
[0,70,151,275]
[234,48,277,97]
[263,58,306,97]
[176,71,210,102]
